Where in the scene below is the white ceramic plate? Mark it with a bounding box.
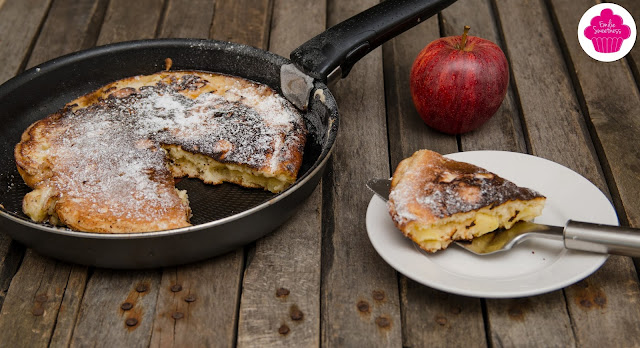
[366,151,618,298]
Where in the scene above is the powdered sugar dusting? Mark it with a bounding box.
[52,105,180,221]
[40,72,306,223]
[388,184,418,223]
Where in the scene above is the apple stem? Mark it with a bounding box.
[460,26,470,50]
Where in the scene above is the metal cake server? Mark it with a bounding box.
[366,178,640,257]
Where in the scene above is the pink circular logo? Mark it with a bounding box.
[584,8,631,53]
[578,3,636,62]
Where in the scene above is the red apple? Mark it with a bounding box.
[410,26,509,134]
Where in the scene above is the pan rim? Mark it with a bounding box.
[0,38,258,98]
[0,145,334,240]
[0,38,338,240]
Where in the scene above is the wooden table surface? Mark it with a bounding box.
[1,0,640,346]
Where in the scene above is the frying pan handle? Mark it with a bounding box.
[289,0,456,84]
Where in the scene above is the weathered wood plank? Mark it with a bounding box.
[546,0,640,346]
[400,277,486,348]
[0,250,75,347]
[0,0,52,83]
[210,0,272,49]
[158,0,215,39]
[48,264,89,348]
[441,0,575,346]
[150,1,271,347]
[485,294,576,347]
[237,190,322,347]
[65,1,165,346]
[149,254,243,348]
[616,0,640,87]
[0,0,53,317]
[550,0,640,229]
[564,261,640,347]
[268,0,325,53]
[27,0,108,68]
[441,0,526,152]
[97,0,164,44]
[495,0,640,346]
[493,0,602,183]
[236,0,324,346]
[382,16,457,169]
[0,1,106,346]
[70,270,162,347]
[320,1,402,346]
[0,236,23,309]
[382,5,487,348]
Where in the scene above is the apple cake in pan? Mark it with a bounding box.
[15,71,307,233]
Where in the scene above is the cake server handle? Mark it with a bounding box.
[564,220,640,257]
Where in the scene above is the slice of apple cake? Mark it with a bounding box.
[387,150,546,252]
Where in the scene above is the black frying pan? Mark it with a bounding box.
[0,0,455,268]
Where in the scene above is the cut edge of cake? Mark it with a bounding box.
[14,71,307,233]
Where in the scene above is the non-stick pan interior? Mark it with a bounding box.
[0,39,338,227]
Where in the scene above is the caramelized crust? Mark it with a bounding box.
[15,71,306,233]
[388,150,546,252]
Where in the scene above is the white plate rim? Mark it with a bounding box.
[366,150,618,298]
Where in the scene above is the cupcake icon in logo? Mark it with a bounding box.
[584,8,631,53]
[578,3,636,62]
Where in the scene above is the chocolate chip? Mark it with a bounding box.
[375,316,391,328]
[580,299,593,308]
[357,301,370,313]
[278,324,290,335]
[435,316,448,326]
[290,308,304,321]
[276,288,290,297]
[372,290,385,301]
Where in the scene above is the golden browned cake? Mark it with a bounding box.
[388,150,546,252]
[15,71,306,233]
